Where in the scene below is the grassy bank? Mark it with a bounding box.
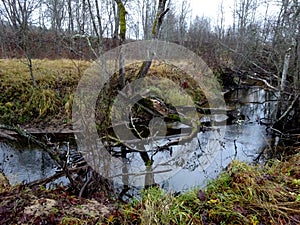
[0,59,90,126]
[0,152,299,224]
[1,59,299,224]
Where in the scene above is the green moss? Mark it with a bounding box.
[167,113,180,121]
[152,18,157,36]
[118,2,127,40]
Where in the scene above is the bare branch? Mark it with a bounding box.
[274,94,299,126]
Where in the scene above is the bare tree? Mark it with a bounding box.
[187,16,212,50]
[66,0,74,33]
[140,0,157,39]
[86,0,104,55]
[45,0,66,32]
[161,6,177,42]
[0,15,8,58]
[232,0,258,54]
[114,0,127,88]
[216,0,225,39]
[177,0,190,44]
[271,0,300,131]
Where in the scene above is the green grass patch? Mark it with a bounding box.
[1,59,205,128]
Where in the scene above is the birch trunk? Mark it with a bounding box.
[274,47,291,130]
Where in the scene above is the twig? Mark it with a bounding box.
[0,131,17,141]
[109,168,172,179]
[79,172,92,198]
[27,171,65,188]
[72,34,98,58]
[269,127,286,136]
[247,75,279,91]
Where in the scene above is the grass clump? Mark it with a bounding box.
[119,187,200,225]
[118,152,300,225]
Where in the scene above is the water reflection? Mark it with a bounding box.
[0,142,55,184]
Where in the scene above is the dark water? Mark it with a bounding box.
[0,87,276,193]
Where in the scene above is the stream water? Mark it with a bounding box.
[163,87,276,192]
[0,87,276,194]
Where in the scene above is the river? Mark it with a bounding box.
[0,87,276,195]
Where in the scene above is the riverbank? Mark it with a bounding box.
[0,59,90,128]
[1,59,299,224]
[0,152,299,224]
[0,58,207,131]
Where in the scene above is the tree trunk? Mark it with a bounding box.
[114,0,127,89]
[67,0,74,33]
[27,56,37,88]
[274,47,291,130]
[136,0,169,79]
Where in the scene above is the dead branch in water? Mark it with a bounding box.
[0,124,114,198]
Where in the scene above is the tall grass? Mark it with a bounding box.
[1,59,205,127]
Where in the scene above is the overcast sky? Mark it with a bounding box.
[189,0,234,25]
[188,0,280,27]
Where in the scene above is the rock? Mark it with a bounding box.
[23,198,57,217]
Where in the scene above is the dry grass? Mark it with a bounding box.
[1,59,205,128]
